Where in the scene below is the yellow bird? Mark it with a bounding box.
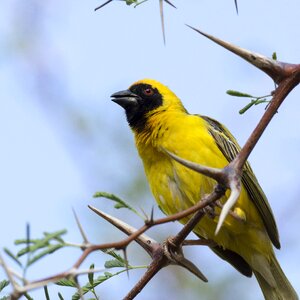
[111,79,298,300]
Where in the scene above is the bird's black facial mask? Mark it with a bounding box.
[111,83,163,131]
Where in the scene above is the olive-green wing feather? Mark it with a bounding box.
[200,115,280,249]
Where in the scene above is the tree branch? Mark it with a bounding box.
[3,26,299,300]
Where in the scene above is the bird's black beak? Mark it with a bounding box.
[111,90,140,109]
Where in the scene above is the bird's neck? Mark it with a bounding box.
[133,109,187,152]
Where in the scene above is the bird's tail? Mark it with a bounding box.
[252,252,298,300]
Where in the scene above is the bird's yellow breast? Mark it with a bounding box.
[134,110,268,255]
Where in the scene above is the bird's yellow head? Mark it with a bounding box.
[111,79,186,131]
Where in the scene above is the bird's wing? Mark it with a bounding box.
[210,244,253,277]
[200,115,280,249]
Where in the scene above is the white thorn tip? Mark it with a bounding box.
[215,187,240,235]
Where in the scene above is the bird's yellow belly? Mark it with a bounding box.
[145,153,269,256]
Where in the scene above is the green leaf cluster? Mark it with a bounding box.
[226,90,272,114]
[0,279,10,298]
[9,229,67,268]
[94,192,144,219]
[0,193,147,299]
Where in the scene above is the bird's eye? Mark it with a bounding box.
[143,88,154,96]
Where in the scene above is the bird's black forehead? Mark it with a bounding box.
[129,83,159,95]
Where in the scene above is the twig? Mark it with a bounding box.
[234,0,238,14]
[159,0,165,44]
[72,208,89,244]
[123,247,166,300]
[95,0,113,11]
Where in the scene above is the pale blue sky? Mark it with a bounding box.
[1,1,299,299]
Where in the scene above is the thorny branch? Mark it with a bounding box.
[179,25,300,233]
[122,27,300,298]
[2,185,223,299]
[2,28,300,300]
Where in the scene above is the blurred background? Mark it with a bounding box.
[0,0,299,299]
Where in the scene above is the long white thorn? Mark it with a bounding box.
[88,206,157,248]
[215,181,241,235]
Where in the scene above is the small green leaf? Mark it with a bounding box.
[239,101,256,114]
[93,192,140,216]
[14,239,39,245]
[72,280,103,300]
[88,264,95,285]
[93,192,127,209]
[17,246,31,257]
[71,265,146,300]
[104,259,126,269]
[0,296,10,300]
[72,271,123,300]
[58,292,65,300]
[3,248,22,267]
[227,90,253,98]
[55,278,77,288]
[0,280,9,292]
[272,52,277,60]
[40,229,67,242]
[44,232,65,243]
[103,249,126,264]
[254,99,268,105]
[28,244,64,266]
[17,229,67,257]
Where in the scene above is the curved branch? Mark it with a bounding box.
[186,25,300,84]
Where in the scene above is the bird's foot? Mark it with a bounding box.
[202,201,217,219]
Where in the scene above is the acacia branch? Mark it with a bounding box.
[3,27,299,300]
[123,186,223,299]
[186,25,300,84]
[169,26,300,232]
[4,186,222,298]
